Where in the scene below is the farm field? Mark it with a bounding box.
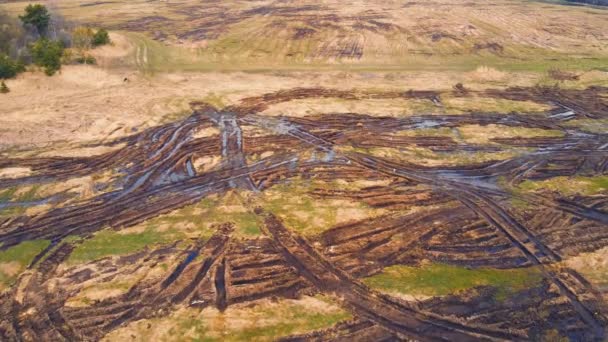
[1,0,608,341]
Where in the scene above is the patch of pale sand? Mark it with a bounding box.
[289,199,382,231]
[218,205,248,214]
[443,96,551,113]
[458,124,563,144]
[0,167,32,179]
[390,292,432,302]
[336,207,375,223]
[37,143,126,158]
[177,39,209,49]
[192,155,221,173]
[260,151,274,159]
[296,295,345,314]
[54,176,96,199]
[241,125,272,137]
[34,175,108,205]
[0,62,544,150]
[102,295,345,341]
[58,64,125,88]
[192,126,220,139]
[0,261,22,277]
[14,272,32,304]
[117,224,148,235]
[67,287,126,307]
[201,296,346,329]
[142,219,195,235]
[89,32,134,65]
[182,222,202,235]
[292,210,313,222]
[153,223,172,233]
[65,257,178,307]
[260,98,423,118]
[467,66,508,83]
[13,186,36,198]
[564,246,608,294]
[192,207,205,215]
[340,179,392,189]
[101,309,185,342]
[24,203,54,217]
[1,66,149,146]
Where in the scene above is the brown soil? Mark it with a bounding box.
[0,85,607,341]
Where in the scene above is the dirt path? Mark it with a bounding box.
[0,86,607,340]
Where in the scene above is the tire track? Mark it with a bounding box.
[258,209,525,341]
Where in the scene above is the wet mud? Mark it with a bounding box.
[0,86,607,341]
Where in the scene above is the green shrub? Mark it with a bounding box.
[19,4,50,36]
[75,54,96,65]
[0,81,9,94]
[72,26,94,50]
[29,38,64,76]
[0,54,25,79]
[92,28,110,46]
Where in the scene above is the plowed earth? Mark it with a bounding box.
[0,86,607,341]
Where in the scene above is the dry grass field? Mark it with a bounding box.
[1,0,608,341]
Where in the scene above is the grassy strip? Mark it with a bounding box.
[121,32,608,74]
[261,178,383,236]
[363,263,543,300]
[0,185,42,217]
[517,175,608,196]
[68,228,184,264]
[105,295,351,341]
[68,193,264,264]
[0,239,50,288]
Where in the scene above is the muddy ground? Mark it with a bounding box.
[0,85,607,341]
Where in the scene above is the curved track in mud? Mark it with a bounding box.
[0,86,607,341]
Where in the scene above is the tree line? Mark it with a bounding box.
[0,4,111,91]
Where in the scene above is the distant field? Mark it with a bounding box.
[2,0,608,71]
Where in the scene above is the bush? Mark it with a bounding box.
[72,26,94,50]
[92,29,110,46]
[60,48,73,64]
[19,4,50,36]
[0,54,25,79]
[29,38,63,76]
[0,81,9,93]
[75,54,96,65]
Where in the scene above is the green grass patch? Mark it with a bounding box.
[564,118,608,134]
[0,185,43,217]
[344,145,523,167]
[110,193,264,241]
[441,96,551,114]
[517,175,608,196]
[0,185,40,203]
[68,227,184,264]
[105,295,351,341]
[363,263,543,300]
[260,178,383,236]
[214,300,350,342]
[201,92,229,109]
[192,193,263,238]
[0,239,50,288]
